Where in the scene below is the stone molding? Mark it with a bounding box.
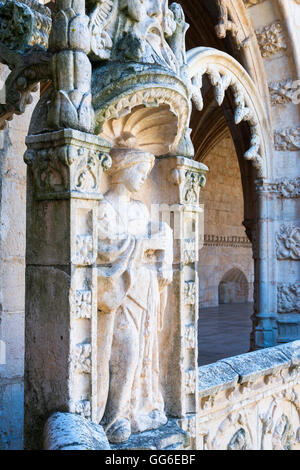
[255,21,287,58]
[275,127,300,151]
[255,178,300,198]
[44,412,110,450]
[203,234,252,249]
[243,0,266,7]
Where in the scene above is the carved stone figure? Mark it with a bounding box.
[97,143,173,443]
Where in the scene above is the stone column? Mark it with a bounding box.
[152,156,208,450]
[24,130,111,450]
[23,0,112,449]
[251,181,278,349]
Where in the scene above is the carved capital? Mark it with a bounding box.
[24,129,111,200]
[168,157,208,205]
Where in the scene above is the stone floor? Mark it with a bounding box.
[198,303,253,366]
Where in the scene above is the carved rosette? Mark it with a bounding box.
[276,225,300,260]
[70,289,92,319]
[255,21,287,58]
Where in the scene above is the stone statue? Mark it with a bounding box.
[97,142,173,443]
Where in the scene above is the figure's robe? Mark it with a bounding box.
[97,198,173,434]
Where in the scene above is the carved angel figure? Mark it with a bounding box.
[97,145,173,443]
[116,0,178,71]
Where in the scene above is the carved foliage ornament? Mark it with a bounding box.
[183,239,197,265]
[74,342,92,374]
[24,145,111,197]
[275,127,300,151]
[0,0,52,129]
[278,179,300,198]
[276,225,300,260]
[184,171,206,204]
[0,0,51,52]
[269,79,300,106]
[277,283,300,313]
[184,281,196,306]
[70,289,92,319]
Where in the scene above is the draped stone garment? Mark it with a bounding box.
[97,197,173,435]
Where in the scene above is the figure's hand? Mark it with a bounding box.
[158,268,173,289]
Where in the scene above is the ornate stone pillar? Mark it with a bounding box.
[153,156,208,450]
[24,129,111,450]
[251,180,278,350]
[23,0,112,449]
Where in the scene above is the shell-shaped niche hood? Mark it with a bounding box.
[92,62,191,156]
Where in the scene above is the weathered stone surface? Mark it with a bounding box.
[197,341,300,450]
[198,362,239,397]
[44,412,110,450]
[110,420,189,451]
[220,344,293,383]
[97,147,173,443]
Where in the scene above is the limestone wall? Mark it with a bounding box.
[0,65,37,450]
[197,340,300,450]
[199,135,254,307]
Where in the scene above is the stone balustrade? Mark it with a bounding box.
[197,341,300,450]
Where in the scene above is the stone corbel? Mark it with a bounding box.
[215,0,250,49]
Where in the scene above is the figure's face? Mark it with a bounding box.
[116,162,152,193]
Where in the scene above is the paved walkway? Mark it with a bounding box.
[198,303,253,366]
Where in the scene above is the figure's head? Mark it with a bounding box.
[108,147,155,193]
